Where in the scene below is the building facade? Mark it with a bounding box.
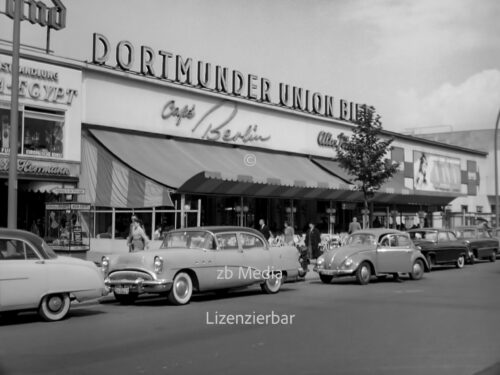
[0,35,490,245]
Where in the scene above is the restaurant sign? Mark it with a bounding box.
[92,32,365,123]
[0,156,78,177]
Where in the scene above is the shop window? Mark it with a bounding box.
[0,104,64,158]
[95,212,113,239]
[23,110,64,158]
[0,106,22,154]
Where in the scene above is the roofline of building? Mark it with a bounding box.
[0,43,488,158]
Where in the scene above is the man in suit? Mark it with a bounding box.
[305,222,321,259]
[259,219,271,240]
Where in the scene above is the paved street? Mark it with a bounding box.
[1,261,500,375]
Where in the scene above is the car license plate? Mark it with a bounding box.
[114,287,129,295]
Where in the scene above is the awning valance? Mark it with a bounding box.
[88,128,354,198]
[80,132,173,208]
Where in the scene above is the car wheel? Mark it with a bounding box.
[426,255,433,271]
[38,293,70,322]
[168,272,193,305]
[113,291,139,305]
[455,255,465,269]
[260,272,282,294]
[409,259,425,280]
[319,274,333,284]
[355,262,371,285]
[467,248,475,265]
[490,251,496,262]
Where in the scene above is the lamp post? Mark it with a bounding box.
[7,0,22,229]
[495,108,500,229]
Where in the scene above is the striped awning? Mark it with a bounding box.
[87,128,355,199]
[79,132,173,208]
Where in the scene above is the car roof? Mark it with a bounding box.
[407,228,444,232]
[352,228,407,236]
[0,228,43,243]
[169,226,263,236]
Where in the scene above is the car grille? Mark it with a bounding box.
[109,270,154,281]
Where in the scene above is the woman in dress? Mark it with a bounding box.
[127,216,149,252]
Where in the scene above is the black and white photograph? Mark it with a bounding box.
[0,1,500,374]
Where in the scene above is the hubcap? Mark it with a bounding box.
[413,262,422,276]
[268,275,280,288]
[48,296,63,312]
[458,257,464,266]
[361,266,370,281]
[175,277,189,298]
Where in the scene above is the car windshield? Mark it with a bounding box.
[161,231,216,250]
[40,240,58,259]
[345,233,376,246]
[409,230,437,241]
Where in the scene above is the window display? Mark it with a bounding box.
[45,203,91,252]
[0,105,64,158]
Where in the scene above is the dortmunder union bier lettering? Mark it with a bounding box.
[92,33,365,123]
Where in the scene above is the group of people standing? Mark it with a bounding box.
[258,219,322,259]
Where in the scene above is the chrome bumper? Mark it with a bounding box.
[314,267,354,276]
[105,278,172,294]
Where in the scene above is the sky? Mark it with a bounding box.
[1,0,499,134]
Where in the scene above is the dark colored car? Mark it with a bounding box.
[454,227,498,263]
[407,228,469,269]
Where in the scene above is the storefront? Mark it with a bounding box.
[0,37,489,242]
[0,52,83,244]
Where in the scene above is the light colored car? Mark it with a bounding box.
[0,228,107,322]
[314,229,429,285]
[102,226,302,305]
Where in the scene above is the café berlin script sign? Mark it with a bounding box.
[92,33,365,124]
[161,99,271,144]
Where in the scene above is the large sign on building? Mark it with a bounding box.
[413,151,461,193]
[91,33,365,124]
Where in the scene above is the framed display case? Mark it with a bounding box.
[45,202,91,253]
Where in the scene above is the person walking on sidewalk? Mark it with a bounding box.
[305,222,321,260]
[127,215,149,252]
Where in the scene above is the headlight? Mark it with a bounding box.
[342,258,353,268]
[101,256,109,273]
[154,256,163,274]
[317,256,325,266]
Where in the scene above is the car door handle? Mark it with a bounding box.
[35,260,45,264]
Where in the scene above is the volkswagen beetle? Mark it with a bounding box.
[314,229,429,285]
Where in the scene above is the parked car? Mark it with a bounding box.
[407,228,470,269]
[314,229,429,285]
[0,228,107,322]
[454,226,498,262]
[102,226,302,305]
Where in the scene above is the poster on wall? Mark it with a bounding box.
[413,151,461,193]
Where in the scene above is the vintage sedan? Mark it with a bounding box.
[0,228,107,322]
[102,226,302,305]
[454,226,499,262]
[407,228,470,269]
[314,229,429,285]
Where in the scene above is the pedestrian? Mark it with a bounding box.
[153,225,162,240]
[348,217,362,234]
[283,222,295,245]
[259,219,271,241]
[305,222,321,259]
[30,219,40,236]
[127,215,149,252]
